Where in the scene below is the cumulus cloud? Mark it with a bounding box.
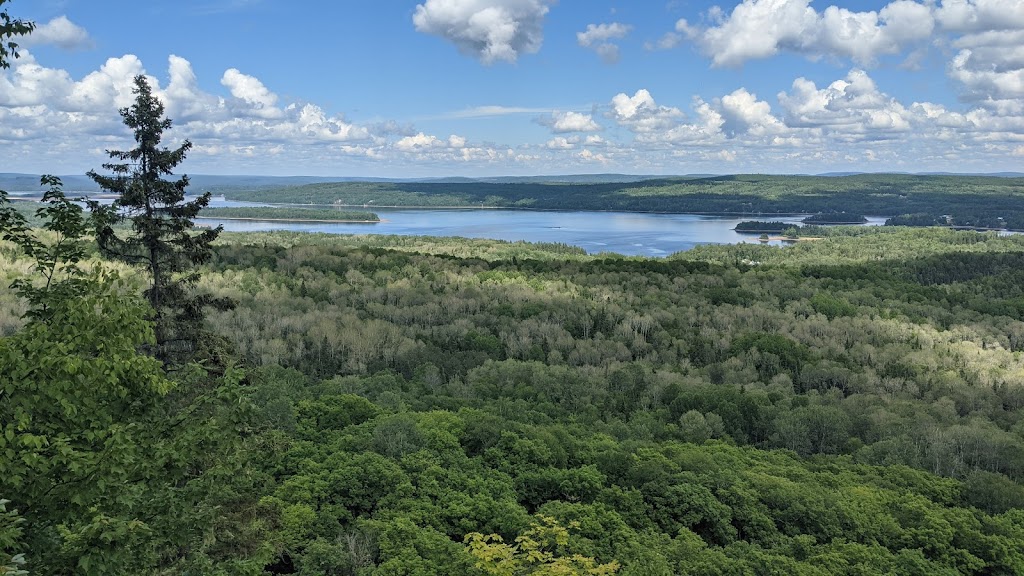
[545,136,577,149]
[943,8,1024,107]
[0,53,382,171]
[604,89,728,146]
[395,132,447,150]
[778,69,912,138]
[412,0,552,64]
[539,110,601,133]
[22,16,94,50]
[578,148,610,163]
[666,0,1024,114]
[577,22,632,63]
[221,68,281,118]
[935,0,1024,32]
[395,132,469,151]
[610,89,684,133]
[719,88,787,137]
[949,47,1024,103]
[678,0,934,67]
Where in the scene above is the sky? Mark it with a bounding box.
[2,0,1023,177]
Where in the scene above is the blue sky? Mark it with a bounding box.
[3,0,1023,176]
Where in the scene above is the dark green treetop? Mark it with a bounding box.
[88,74,230,365]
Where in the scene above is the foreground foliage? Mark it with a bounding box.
[0,181,265,574]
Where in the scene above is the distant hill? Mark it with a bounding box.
[3,171,1022,193]
[0,172,674,191]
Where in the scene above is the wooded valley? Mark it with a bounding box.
[7,220,1024,574]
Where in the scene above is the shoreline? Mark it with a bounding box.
[195,216,380,224]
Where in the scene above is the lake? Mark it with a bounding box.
[199,205,886,257]
[17,193,884,256]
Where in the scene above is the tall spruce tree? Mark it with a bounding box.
[89,74,228,365]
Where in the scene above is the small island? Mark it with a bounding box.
[801,212,868,224]
[734,220,798,233]
[197,206,380,223]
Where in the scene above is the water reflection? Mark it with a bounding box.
[17,194,887,257]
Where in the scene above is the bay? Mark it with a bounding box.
[24,194,886,256]
[199,205,886,257]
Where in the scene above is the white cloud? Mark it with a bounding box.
[67,55,148,112]
[944,17,1024,106]
[395,132,471,153]
[412,0,552,64]
[668,0,1024,111]
[719,88,786,137]
[935,0,1024,32]
[4,42,1024,176]
[949,48,1024,103]
[0,53,380,173]
[680,0,934,67]
[578,149,610,163]
[545,136,576,149]
[23,16,94,50]
[705,149,737,162]
[577,22,632,63]
[221,68,281,118]
[396,132,446,150]
[610,89,684,133]
[541,110,601,133]
[163,55,220,122]
[639,97,726,145]
[778,69,912,139]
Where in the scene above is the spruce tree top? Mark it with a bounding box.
[88,75,199,223]
[87,75,226,365]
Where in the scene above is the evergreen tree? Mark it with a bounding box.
[88,74,229,365]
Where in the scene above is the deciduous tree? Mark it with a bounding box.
[0,0,33,69]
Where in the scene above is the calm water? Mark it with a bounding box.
[200,205,886,257]
[19,193,884,256]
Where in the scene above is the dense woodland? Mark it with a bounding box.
[220,174,1024,230]
[7,215,1024,574]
